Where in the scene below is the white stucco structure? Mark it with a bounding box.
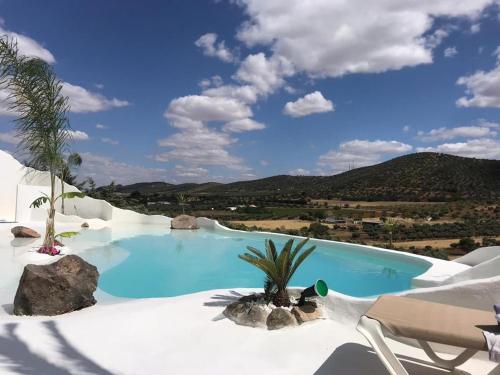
[0,150,169,225]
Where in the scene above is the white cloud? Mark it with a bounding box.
[283,91,334,117]
[94,83,104,90]
[403,125,411,133]
[470,23,481,33]
[417,138,500,159]
[318,139,413,174]
[0,130,19,144]
[456,55,500,107]
[202,84,259,104]
[289,168,310,176]
[222,118,265,133]
[233,53,294,96]
[62,82,130,113]
[0,26,55,63]
[195,33,234,63]
[79,152,167,186]
[444,46,458,58]
[165,95,251,126]
[95,123,108,130]
[235,0,495,78]
[260,159,269,166]
[417,125,497,141]
[67,130,89,141]
[198,75,224,89]
[172,165,209,178]
[101,137,119,145]
[156,126,246,170]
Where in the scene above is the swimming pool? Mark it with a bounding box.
[73,227,431,299]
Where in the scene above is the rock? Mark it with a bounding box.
[291,303,323,324]
[81,222,89,228]
[11,226,40,238]
[13,255,99,316]
[171,215,199,230]
[266,307,297,330]
[223,301,268,328]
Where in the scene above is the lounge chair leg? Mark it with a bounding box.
[417,340,477,371]
[357,316,409,375]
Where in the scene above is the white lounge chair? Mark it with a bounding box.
[357,295,497,375]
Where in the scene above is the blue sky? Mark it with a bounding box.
[0,0,500,185]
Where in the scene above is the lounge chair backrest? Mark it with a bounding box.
[454,246,500,266]
[445,254,500,284]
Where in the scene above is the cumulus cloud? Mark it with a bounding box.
[283,91,334,117]
[156,126,246,170]
[198,75,224,89]
[96,123,108,130]
[0,26,55,63]
[318,139,412,174]
[288,168,310,176]
[195,33,234,62]
[233,53,294,97]
[165,95,251,125]
[417,138,500,159]
[67,130,90,141]
[444,46,458,58]
[101,137,119,145]
[222,118,265,133]
[235,0,495,78]
[62,82,130,113]
[417,125,497,141]
[456,52,500,107]
[79,152,167,186]
[172,165,209,178]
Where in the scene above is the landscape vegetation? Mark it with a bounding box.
[80,152,500,261]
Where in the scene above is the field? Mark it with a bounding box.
[230,220,334,231]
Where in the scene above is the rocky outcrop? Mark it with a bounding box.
[81,222,89,228]
[11,226,40,238]
[13,255,99,316]
[223,300,268,328]
[171,215,199,230]
[266,308,297,330]
[291,302,323,324]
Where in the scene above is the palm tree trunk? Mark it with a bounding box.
[272,288,290,307]
[61,172,65,215]
[43,173,56,248]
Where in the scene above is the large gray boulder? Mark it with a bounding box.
[171,215,199,230]
[223,301,268,328]
[266,308,297,330]
[13,255,99,316]
[11,226,40,238]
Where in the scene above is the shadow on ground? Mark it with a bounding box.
[315,343,464,375]
[0,321,112,374]
[203,290,244,307]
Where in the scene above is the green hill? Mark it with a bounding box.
[115,153,500,201]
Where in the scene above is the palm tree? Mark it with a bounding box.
[239,238,316,307]
[0,37,78,249]
[384,217,397,248]
[60,152,82,214]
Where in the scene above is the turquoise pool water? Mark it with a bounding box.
[76,228,431,298]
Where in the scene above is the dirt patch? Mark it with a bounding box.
[230,219,333,231]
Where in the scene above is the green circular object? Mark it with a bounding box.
[314,279,328,297]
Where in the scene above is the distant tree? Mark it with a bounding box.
[384,218,397,247]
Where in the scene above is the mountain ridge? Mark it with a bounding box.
[113,153,500,201]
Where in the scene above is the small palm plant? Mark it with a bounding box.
[239,238,316,307]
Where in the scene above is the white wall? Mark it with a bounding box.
[0,149,169,225]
